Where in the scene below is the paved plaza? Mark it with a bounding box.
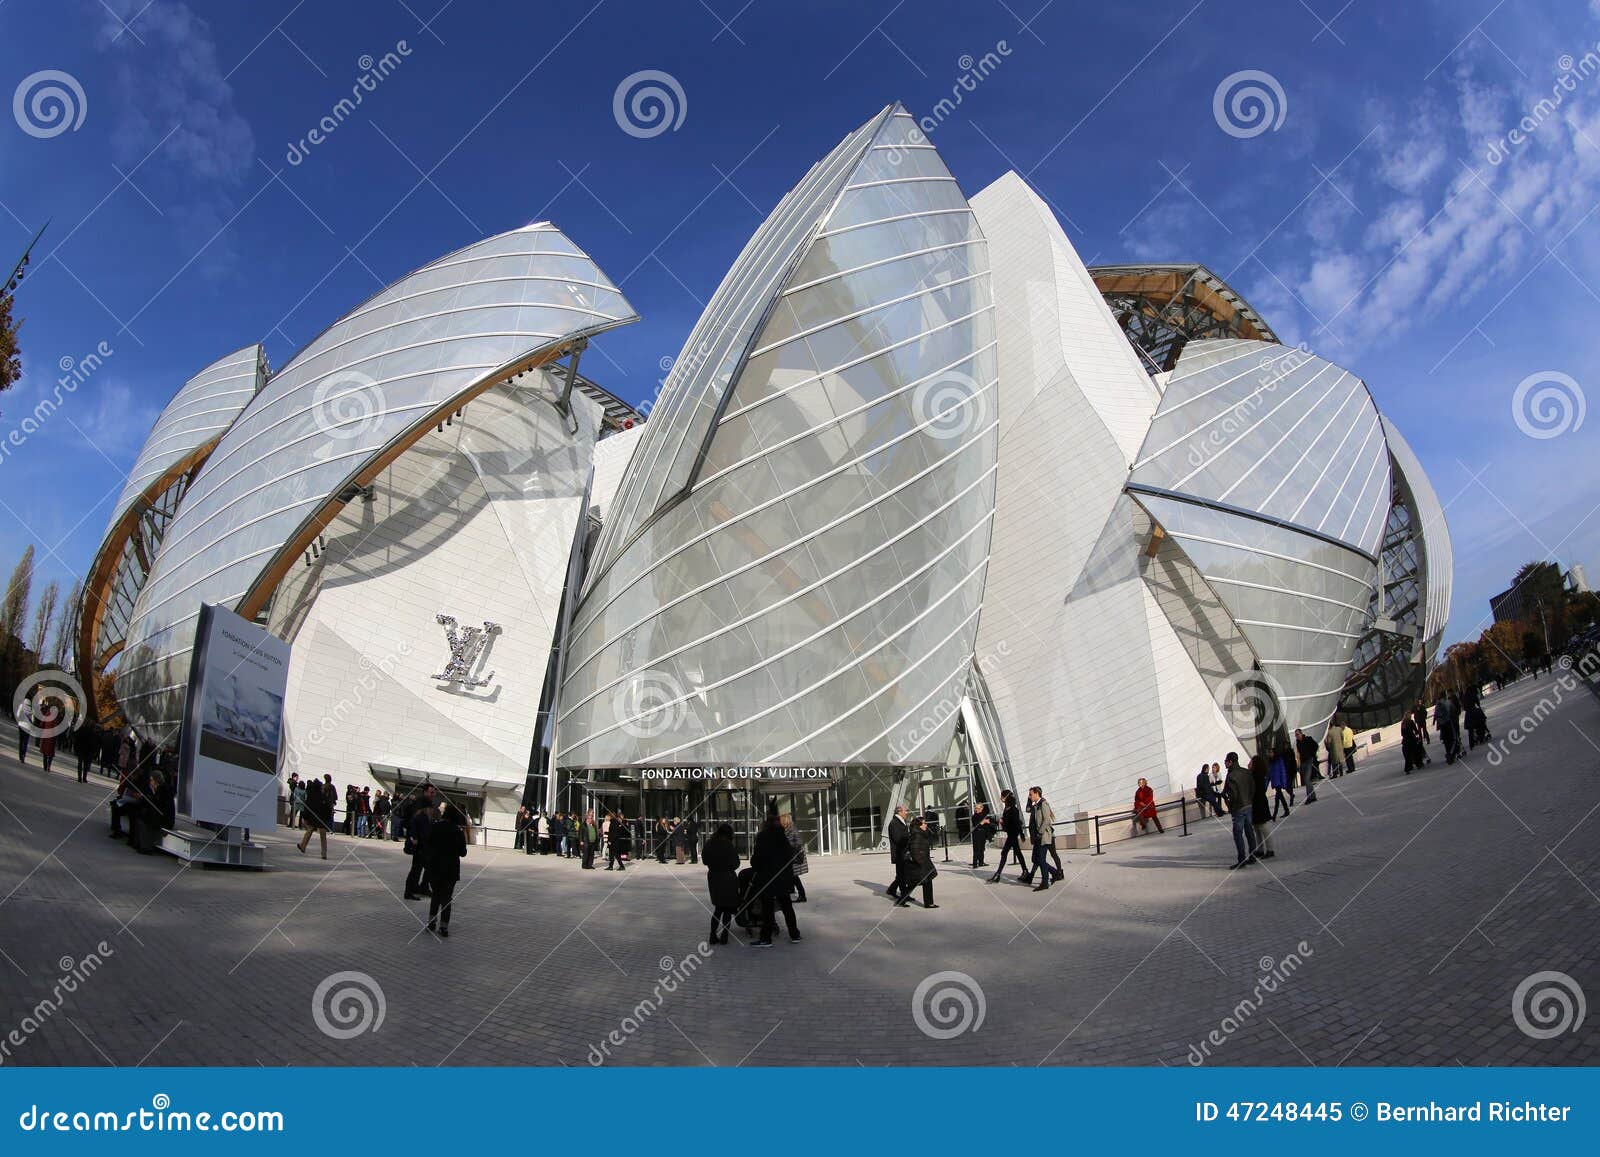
[2,673,1598,1067]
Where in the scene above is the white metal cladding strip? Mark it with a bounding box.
[1156,528,1377,589]
[567,413,999,667]
[1312,412,1384,537]
[559,467,998,723]
[1337,436,1391,549]
[1230,617,1364,640]
[716,306,995,425]
[1131,353,1297,467]
[1164,362,1338,490]
[745,270,987,360]
[562,511,995,755]
[842,176,962,190]
[1287,397,1387,524]
[1203,573,1372,614]
[628,563,990,765]
[782,610,984,763]
[1213,368,1351,503]
[815,207,977,241]
[781,240,985,296]
[108,346,263,530]
[1153,339,1259,389]
[696,361,997,488]
[568,389,998,646]
[591,110,887,571]
[1256,382,1368,510]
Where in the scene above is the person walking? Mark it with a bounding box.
[779,812,809,902]
[1223,752,1255,869]
[988,790,1026,882]
[296,774,334,860]
[606,810,631,870]
[1131,778,1164,835]
[749,813,800,946]
[288,775,306,828]
[702,823,740,944]
[1269,747,1294,819]
[404,788,437,900]
[425,804,468,937]
[514,806,529,851]
[1023,787,1058,891]
[75,725,95,783]
[1325,722,1347,778]
[15,697,31,764]
[1249,753,1275,861]
[1401,715,1427,773]
[885,804,910,900]
[895,814,940,908]
[969,802,995,867]
[39,730,56,775]
[1340,721,1357,776]
[1294,728,1319,803]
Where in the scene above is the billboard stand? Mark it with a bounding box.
[158,823,265,869]
[169,603,290,869]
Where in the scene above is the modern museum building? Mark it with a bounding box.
[78,103,1452,853]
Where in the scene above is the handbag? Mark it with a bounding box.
[403,834,416,855]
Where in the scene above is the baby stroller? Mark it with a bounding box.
[734,866,760,930]
[1465,702,1491,748]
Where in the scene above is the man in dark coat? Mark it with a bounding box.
[1223,752,1254,869]
[607,811,631,870]
[684,816,700,864]
[969,802,995,868]
[404,788,437,899]
[885,805,910,900]
[749,814,800,946]
[897,815,939,908]
[425,805,468,936]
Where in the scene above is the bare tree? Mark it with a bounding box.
[53,579,82,669]
[29,579,59,661]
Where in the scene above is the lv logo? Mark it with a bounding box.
[433,615,502,689]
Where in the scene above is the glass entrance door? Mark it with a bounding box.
[761,789,830,855]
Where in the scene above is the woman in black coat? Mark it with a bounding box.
[425,804,469,937]
[702,823,741,944]
[749,815,799,945]
[1249,753,1275,859]
[606,810,632,870]
[988,790,1026,883]
[897,816,939,908]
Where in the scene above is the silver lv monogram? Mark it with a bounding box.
[432,615,502,688]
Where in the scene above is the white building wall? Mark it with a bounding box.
[275,383,601,843]
[1141,581,1241,791]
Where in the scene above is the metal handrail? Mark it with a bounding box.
[1090,795,1197,855]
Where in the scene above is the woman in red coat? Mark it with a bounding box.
[1131,777,1164,836]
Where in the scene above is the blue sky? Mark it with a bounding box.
[2,0,1598,652]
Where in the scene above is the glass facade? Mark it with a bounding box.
[556,104,998,771]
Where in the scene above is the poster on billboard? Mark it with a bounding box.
[177,603,289,831]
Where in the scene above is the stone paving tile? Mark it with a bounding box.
[2,673,1598,1066]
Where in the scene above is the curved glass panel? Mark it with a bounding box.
[118,223,636,735]
[557,105,997,768]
